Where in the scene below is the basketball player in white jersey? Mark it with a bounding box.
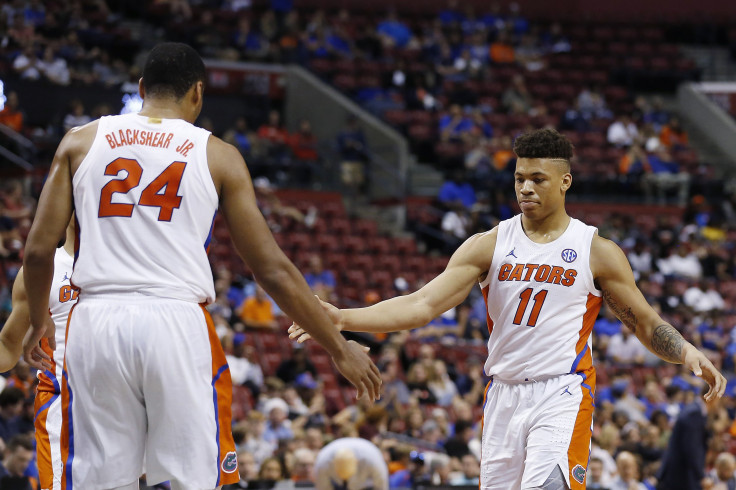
[0,218,76,490]
[21,43,381,490]
[289,128,726,489]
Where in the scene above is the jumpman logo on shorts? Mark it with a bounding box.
[506,248,517,259]
[561,387,572,396]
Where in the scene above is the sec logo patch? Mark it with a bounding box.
[561,249,577,263]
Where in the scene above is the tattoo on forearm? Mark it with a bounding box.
[651,324,685,363]
[602,290,638,334]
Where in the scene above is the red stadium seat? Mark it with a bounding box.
[328,217,352,236]
[375,255,401,275]
[408,124,434,142]
[367,237,392,255]
[342,235,367,254]
[354,220,378,236]
[393,237,418,256]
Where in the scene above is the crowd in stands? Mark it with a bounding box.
[2,173,736,487]
[0,0,717,202]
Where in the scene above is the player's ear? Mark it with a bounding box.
[138,78,145,99]
[561,172,572,192]
[193,80,204,103]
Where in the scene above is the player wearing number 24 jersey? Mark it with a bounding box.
[290,129,726,490]
[22,43,381,490]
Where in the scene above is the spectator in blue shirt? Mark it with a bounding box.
[304,254,336,301]
[641,147,691,206]
[262,398,294,443]
[439,104,473,142]
[595,305,623,337]
[438,170,477,210]
[377,10,412,48]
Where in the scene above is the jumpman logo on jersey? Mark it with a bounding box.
[561,387,572,396]
[330,479,349,490]
[62,272,70,283]
[506,248,517,259]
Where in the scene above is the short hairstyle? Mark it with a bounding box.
[142,43,206,100]
[7,434,34,452]
[0,387,24,408]
[513,128,574,162]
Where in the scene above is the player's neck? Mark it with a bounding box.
[138,99,194,123]
[520,207,570,243]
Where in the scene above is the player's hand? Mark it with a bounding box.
[23,316,55,371]
[288,296,342,343]
[331,340,382,401]
[683,346,726,402]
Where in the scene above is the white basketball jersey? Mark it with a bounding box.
[38,246,77,392]
[479,215,602,381]
[71,113,217,303]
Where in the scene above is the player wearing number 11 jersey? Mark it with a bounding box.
[289,128,726,490]
[22,43,381,490]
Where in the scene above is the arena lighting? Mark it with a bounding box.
[0,80,6,111]
[120,92,143,114]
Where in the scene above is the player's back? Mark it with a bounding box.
[72,113,217,303]
[480,215,602,381]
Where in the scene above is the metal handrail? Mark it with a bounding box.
[0,144,33,171]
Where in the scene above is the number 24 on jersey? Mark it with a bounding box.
[98,157,187,221]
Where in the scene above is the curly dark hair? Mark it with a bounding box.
[513,128,574,161]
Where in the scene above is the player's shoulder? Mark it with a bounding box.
[590,233,629,277]
[60,119,100,154]
[451,227,498,266]
[206,134,243,162]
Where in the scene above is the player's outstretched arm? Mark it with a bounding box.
[289,230,496,342]
[23,130,80,362]
[591,235,726,401]
[208,136,381,400]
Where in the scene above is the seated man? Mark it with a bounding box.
[237,285,278,330]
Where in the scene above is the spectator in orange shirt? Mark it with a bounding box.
[0,92,24,133]
[238,285,278,330]
[659,117,689,150]
[492,135,515,171]
[489,30,515,64]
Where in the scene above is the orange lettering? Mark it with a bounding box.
[534,265,551,282]
[58,285,78,303]
[118,129,128,146]
[105,134,117,149]
[163,133,174,149]
[546,266,565,285]
[523,264,539,281]
[498,263,512,281]
[509,264,524,281]
[144,131,153,146]
[561,269,577,287]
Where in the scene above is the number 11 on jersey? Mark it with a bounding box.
[512,288,548,327]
